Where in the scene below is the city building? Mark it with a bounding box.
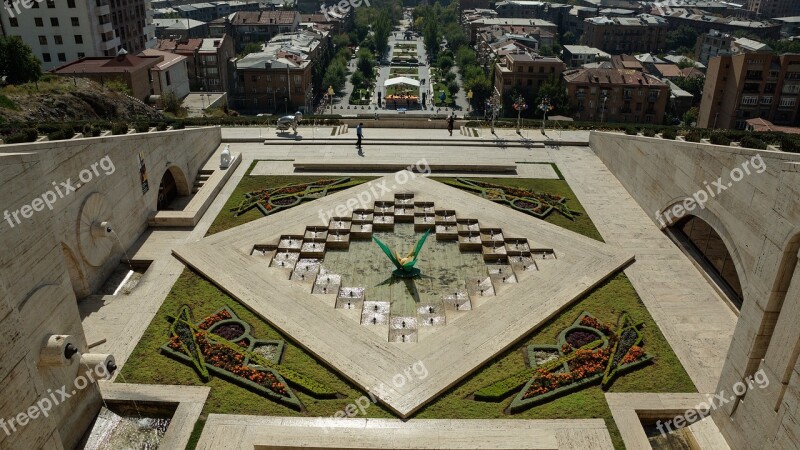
[153,18,210,39]
[109,0,157,54]
[50,51,163,101]
[698,52,800,129]
[745,117,800,133]
[582,14,669,54]
[746,0,792,19]
[156,34,235,92]
[0,0,145,70]
[561,45,611,68]
[493,1,572,31]
[140,48,191,99]
[464,17,557,44]
[563,67,670,123]
[651,6,781,40]
[475,26,554,65]
[494,51,566,97]
[229,10,301,50]
[231,31,318,113]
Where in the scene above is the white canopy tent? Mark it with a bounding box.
[383,77,422,108]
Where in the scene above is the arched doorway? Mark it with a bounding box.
[669,215,743,309]
[61,242,90,299]
[157,166,190,210]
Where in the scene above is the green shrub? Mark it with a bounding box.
[156,122,168,131]
[642,128,656,137]
[4,128,39,143]
[111,122,129,135]
[173,121,185,130]
[661,128,676,140]
[684,131,702,142]
[624,126,638,135]
[781,135,800,153]
[740,135,767,150]
[0,94,17,110]
[47,126,74,141]
[709,133,731,146]
[135,122,149,133]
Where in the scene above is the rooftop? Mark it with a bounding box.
[51,53,163,74]
[232,10,299,25]
[139,49,187,71]
[564,68,668,87]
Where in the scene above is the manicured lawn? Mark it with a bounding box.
[389,67,419,77]
[433,175,603,242]
[121,171,694,450]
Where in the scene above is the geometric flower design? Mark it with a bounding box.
[231,177,361,216]
[441,178,579,220]
[474,311,653,414]
[160,305,336,412]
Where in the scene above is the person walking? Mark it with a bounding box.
[447,114,455,136]
[356,122,364,153]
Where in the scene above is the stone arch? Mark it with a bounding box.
[157,165,191,210]
[61,242,91,300]
[661,199,748,310]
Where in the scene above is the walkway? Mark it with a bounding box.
[548,145,738,394]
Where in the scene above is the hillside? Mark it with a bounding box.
[0,76,163,124]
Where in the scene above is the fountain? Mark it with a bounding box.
[372,228,431,278]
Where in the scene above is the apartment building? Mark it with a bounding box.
[698,52,800,129]
[494,51,566,96]
[140,48,190,98]
[563,67,669,124]
[653,7,781,40]
[229,10,300,50]
[582,14,669,54]
[109,0,156,53]
[562,45,611,68]
[0,0,121,70]
[153,18,209,39]
[464,17,557,44]
[156,33,235,92]
[747,0,792,18]
[493,1,572,30]
[231,31,318,113]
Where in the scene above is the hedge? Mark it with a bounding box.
[642,128,656,137]
[740,135,767,150]
[111,122,129,135]
[661,128,676,140]
[685,130,702,142]
[709,133,731,146]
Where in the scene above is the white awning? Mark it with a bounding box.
[383,76,420,87]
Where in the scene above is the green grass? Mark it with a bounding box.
[433,177,603,242]
[122,170,694,450]
[389,68,419,78]
[205,164,376,235]
[0,94,18,110]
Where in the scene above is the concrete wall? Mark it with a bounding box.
[0,127,220,448]
[589,131,800,449]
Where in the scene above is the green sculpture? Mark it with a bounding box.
[372,228,431,278]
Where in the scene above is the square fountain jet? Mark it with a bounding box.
[173,171,634,419]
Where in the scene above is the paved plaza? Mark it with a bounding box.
[74,126,739,448]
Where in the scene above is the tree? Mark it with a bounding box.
[455,46,477,70]
[356,48,376,77]
[447,80,460,97]
[0,37,41,84]
[240,42,262,56]
[437,55,454,72]
[332,33,351,49]
[665,26,698,53]
[534,77,570,117]
[676,58,695,69]
[350,70,367,90]
[373,12,391,58]
[424,20,439,60]
[322,57,348,94]
[683,106,699,127]
[673,75,705,101]
[162,91,181,114]
[561,31,577,45]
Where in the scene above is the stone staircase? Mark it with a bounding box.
[460,126,479,137]
[192,169,214,194]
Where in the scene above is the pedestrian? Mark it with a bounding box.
[356,122,364,151]
[447,114,454,136]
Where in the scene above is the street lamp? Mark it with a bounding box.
[486,87,501,135]
[513,94,528,134]
[600,93,608,123]
[539,96,552,135]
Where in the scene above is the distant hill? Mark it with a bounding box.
[0,76,163,124]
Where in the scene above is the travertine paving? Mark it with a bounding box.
[548,146,738,394]
[172,174,633,417]
[195,415,614,450]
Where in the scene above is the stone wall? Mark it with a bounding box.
[589,131,800,449]
[0,127,220,448]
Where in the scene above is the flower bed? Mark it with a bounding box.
[161,306,338,410]
[232,177,361,217]
[442,178,578,220]
[473,311,653,412]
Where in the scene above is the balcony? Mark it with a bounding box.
[94,4,110,15]
[98,21,114,33]
[100,37,121,51]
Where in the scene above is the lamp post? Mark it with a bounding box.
[600,93,608,123]
[486,87,501,134]
[467,89,473,112]
[513,94,528,134]
[539,96,552,135]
